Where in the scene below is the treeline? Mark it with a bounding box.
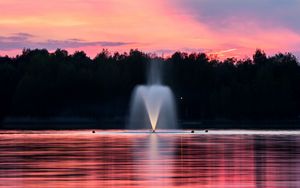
[0,48,300,123]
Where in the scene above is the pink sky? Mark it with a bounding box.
[1,0,300,59]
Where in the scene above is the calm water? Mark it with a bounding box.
[0,130,300,188]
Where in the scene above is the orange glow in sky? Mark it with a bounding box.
[1,0,300,58]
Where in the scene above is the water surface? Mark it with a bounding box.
[0,130,300,188]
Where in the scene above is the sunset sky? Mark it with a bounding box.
[1,0,300,58]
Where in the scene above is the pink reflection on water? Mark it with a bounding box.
[0,130,300,187]
[132,134,177,188]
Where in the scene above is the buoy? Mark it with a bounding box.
[152,130,155,133]
[92,130,95,133]
[205,130,208,133]
[191,130,194,133]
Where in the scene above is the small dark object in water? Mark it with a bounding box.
[92,131,95,133]
[191,130,194,133]
[205,130,208,133]
[152,130,155,133]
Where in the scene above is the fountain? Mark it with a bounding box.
[128,61,177,131]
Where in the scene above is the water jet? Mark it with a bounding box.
[128,61,177,131]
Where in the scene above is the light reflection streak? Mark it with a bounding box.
[132,134,177,187]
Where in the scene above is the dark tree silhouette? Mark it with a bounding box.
[0,48,300,129]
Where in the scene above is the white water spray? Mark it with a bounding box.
[128,61,177,131]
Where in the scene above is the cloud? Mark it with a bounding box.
[0,33,132,51]
[150,47,208,55]
[171,0,300,32]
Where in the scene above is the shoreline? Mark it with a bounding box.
[1,117,300,130]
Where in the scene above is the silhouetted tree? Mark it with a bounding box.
[0,48,300,128]
[253,49,267,65]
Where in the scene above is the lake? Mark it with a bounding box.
[0,130,300,188]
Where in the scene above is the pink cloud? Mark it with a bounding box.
[0,0,300,59]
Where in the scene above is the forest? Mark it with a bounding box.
[0,48,300,128]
